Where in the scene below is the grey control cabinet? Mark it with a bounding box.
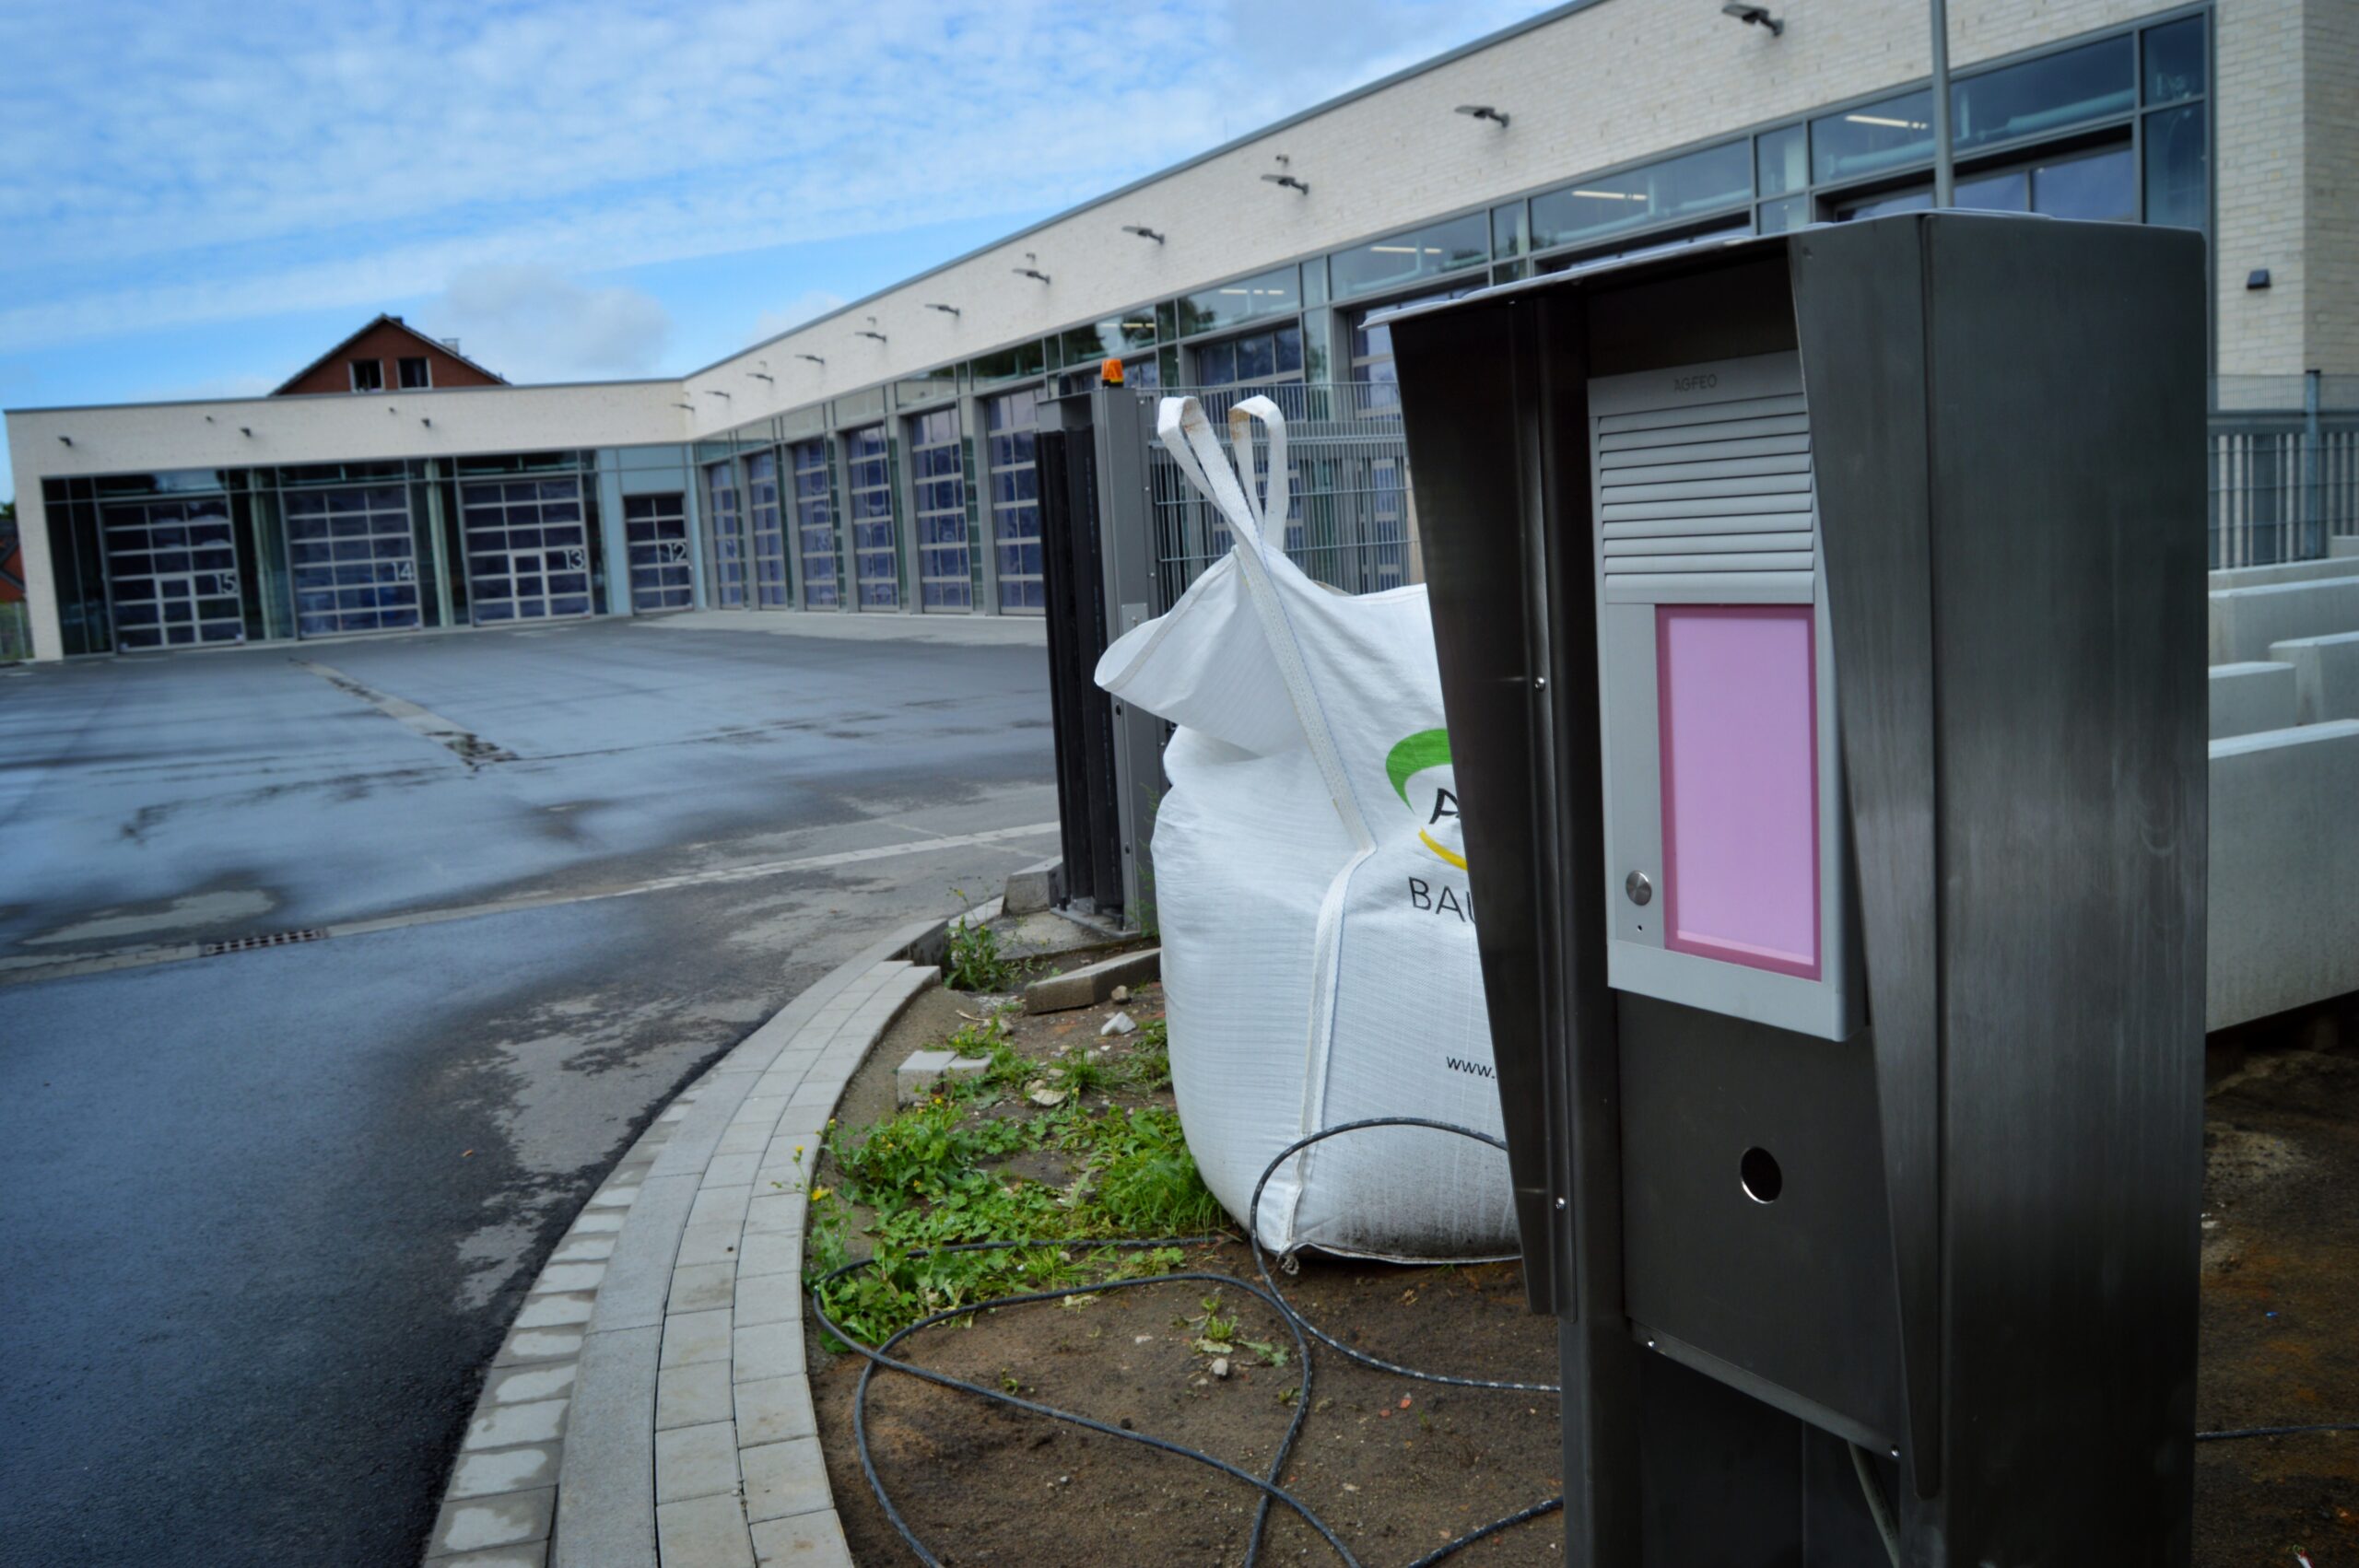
[1385,214,2208,1564]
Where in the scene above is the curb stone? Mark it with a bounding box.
[422,902,996,1568]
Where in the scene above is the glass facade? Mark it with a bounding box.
[842,423,898,609]
[908,406,970,611]
[985,389,1043,613]
[1531,140,1751,252]
[1329,213,1487,302]
[745,449,790,607]
[790,439,839,608]
[703,460,745,608]
[284,485,421,637]
[623,493,692,612]
[1191,322,1303,390]
[102,495,243,650]
[460,477,593,623]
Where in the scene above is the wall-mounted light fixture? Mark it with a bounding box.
[1454,104,1509,127]
[1720,2,1784,36]
[1012,252,1051,284]
[242,426,255,437]
[57,435,71,446]
[2247,268,2272,290]
[673,402,697,412]
[796,354,826,368]
[854,315,888,343]
[418,418,430,428]
[1262,155,1308,194]
[705,389,733,400]
[925,303,960,319]
[747,369,775,382]
[1122,225,1166,243]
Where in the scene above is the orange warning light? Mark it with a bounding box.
[1100,357,1125,386]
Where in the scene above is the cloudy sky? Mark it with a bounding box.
[0,0,1543,501]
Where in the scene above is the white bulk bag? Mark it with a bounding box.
[1094,395,1514,1260]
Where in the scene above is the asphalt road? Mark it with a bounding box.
[0,615,1060,1567]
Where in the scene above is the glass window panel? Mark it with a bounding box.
[2143,17,2205,105]
[1756,123,1807,196]
[2032,145,2134,222]
[1491,201,1529,258]
[1836,186,1933,222]
[1813,89,1933,184]
[1757,193,1811,233]
[1302,254,1330,308]
[1176,264,1300,336]
[1194,340,1236,386]
[968,343,1044,385]
[1954,169,2029,212]
[1274,324,1303,376]
[2142,101,2207,230]
[1328,212,1489,301]
[1953,35,2133,153]
[1530,140,1750,252]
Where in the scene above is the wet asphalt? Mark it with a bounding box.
[0,617,1059,1567]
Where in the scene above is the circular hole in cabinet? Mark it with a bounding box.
[1740,1147,1783,1205]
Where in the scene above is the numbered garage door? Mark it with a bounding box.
[285,485,422,637]
[102,496,244,651]
[624,493,692,612]
[461,477,593,624]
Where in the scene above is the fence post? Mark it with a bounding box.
[2304,368,2323,559]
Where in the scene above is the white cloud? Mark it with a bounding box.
[431,265,673,380]
[0,0,1541,356]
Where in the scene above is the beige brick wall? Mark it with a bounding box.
[683,0,2177,436]
[2215,0,2306,381]
[2304,0,2359,379]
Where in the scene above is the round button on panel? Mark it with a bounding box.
[1625,870,1653,907]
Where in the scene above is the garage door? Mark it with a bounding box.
[461,478,593,624]
[102,496,244,651]
[285,485,422,638]
[624,493,692,612]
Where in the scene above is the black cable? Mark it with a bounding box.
[2196,1422,2359,1441]
[808,1118,1564,1567]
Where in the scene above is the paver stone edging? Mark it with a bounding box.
[422,900,1001,1568]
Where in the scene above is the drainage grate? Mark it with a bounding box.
[202,928,330,957]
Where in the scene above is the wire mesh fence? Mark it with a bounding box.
[1143,382,1414,613]
[2209,410,2359,568]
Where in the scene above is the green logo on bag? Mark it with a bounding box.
[1385,729,1464,870]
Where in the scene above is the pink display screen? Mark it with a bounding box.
[1656,604,1821,980]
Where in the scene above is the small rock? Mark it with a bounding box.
[1100,1011,1137,1037]
[1211,1357,1231,1379]
[1110,984,1131,1004]
[1029,1087,1069,1107]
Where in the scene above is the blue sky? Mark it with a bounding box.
[0,0,1543,503]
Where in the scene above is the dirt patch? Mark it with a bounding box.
[814,980,2359,1564]
[2197,1018,2359,1566]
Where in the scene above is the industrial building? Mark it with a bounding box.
[7,0,2354,663]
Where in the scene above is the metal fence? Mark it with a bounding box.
[2209,372,2359,568]
[0,601,29,663]
[1138,376,2358,592]
[1144,382,1414,613]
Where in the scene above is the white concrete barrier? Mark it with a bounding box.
[2333,534,2359,559]
[2209,661,2300,739]
[2267,631,2359,724]
[2210,556,2359,592]
[2208,720,2359,1031]
[2209,577,2359,664]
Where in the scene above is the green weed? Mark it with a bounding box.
[943,917,1025,992]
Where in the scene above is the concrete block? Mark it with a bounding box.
[2210,556,2359,591]
[2208,661,2299,739]
[482,1362,578,1408]
[702,1152,762,1188]
[655,1422,743,1504]
[466,1398,569,1451]
[674,1220,744,1269]
[687,1185,752,1232]
[734,1230,803,1280]
[750,1509,851,1567]
[496,1327,585,1366]
[553,1325,660,1568]
[548,1235,616,1264]
[741,1437,831,1523]
[895,1048,991,1106]
[669,1261,738,1315]
[654,1494,757,1568]
[660,1308,734,1369]
[1003,860,1062,915]
[743,1192,804,1235]
[514,1292,595,1330]
[734,1271,802,1328]
[734,1374,818,1446]
[2210,577,2359,663]
[531,1262,606,1294]
[2335,533,2359,558]
[447,1442,561,1500]
[588,1172,699,1335]
[733,1318,804,1383]
[2208,721,2359,1030]
[2267,630,2359,723]
[656,1361,735,1432]
[1024,945,1162,1013]
[434,1546,547,1568]
[429,1488,556,1557]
